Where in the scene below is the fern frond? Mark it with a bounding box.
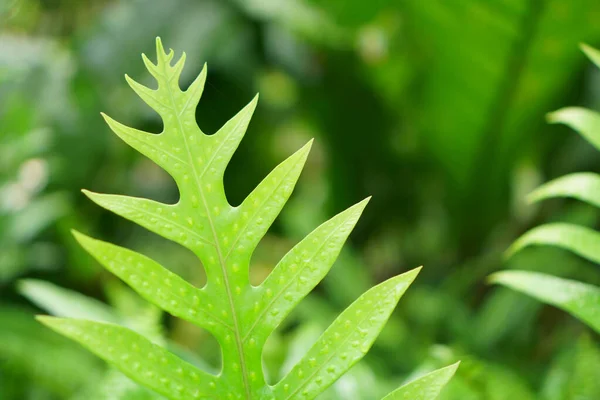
[37,38,431,399]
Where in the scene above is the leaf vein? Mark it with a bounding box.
[160,59,252,399]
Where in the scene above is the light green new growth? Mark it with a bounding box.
[494,44,600,334]
[35,38,449,399]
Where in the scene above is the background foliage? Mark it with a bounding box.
[2,0,600,399]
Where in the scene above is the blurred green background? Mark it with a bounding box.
[2,0,600,399]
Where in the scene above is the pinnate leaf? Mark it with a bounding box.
[37,37,426,400]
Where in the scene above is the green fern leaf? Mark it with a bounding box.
[547,107,600,151]
[495,45,600,335]
[489,271,600,334]
[38,37,425,399]
[381,362,459,400]
[527,172,600,208]
[506,223,600,264]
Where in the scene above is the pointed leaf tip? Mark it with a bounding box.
[287,139,313,164]
[155,37,165,55]
[403,265,423,283]
[71,229,85,241]
[71,230,98,255]
[246,94,259,112]
[302,138,314,151]
[379,267,421,300]
[81,188,94,199]
[99,112,111,124]
[71,229,95,249]
[349,196,371,216]
[392,267,421,292]
[141,53,160,77]
[292,139,314,167]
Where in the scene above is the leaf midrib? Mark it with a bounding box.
[159,60,252,399]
